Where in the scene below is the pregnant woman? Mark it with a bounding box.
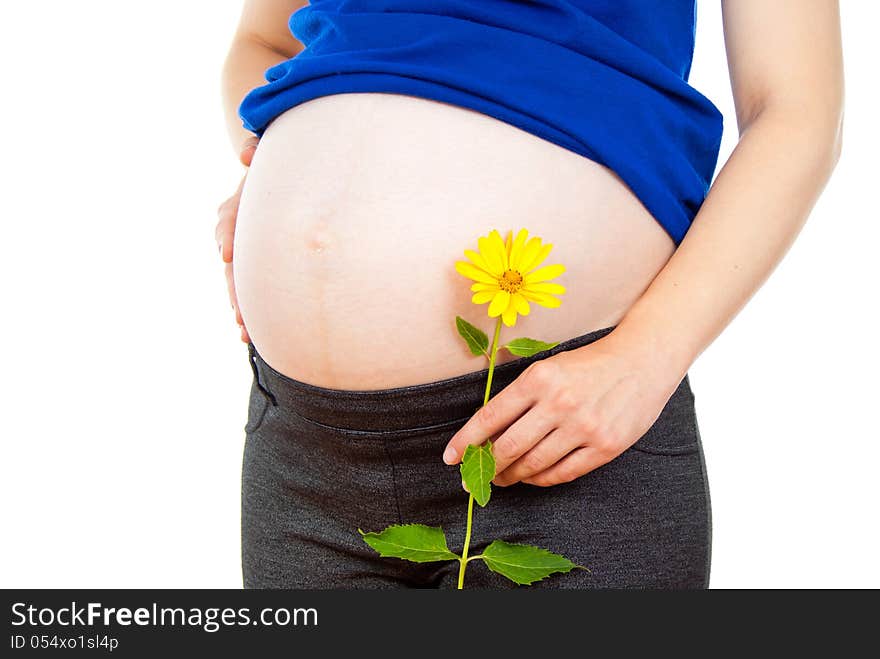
[216,0,843,588]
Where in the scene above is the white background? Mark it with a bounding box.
[1,1,876,588]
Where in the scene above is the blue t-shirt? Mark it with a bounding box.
[238,0,724,245]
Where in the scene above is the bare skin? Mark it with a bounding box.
[217,0,306,343]
[231,93,677,389]
[217,0,843,488]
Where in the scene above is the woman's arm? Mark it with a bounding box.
[443,0,844,486]
[216,0,308,343]
[220,0,308,153]
[607,0,844,378]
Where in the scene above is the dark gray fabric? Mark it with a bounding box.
[241,325,712,589]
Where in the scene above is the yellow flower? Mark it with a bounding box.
[455,228,566,327]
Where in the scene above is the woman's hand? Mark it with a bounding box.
[215,136,259,343]
[442,333,686,487]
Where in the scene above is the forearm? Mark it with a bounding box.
[220,37,299,155]
[607,104,843,380]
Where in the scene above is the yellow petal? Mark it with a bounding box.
[511,292,531,316]
[471,282,499,292]
[488,229,509,270]
[521,242,553,273]
[508,229,530,271]
[516,237,543,274]
[488,290,511,317]
[464,249,495,276]
[502,306,518,327]
[478,235,504,276]
[455,260,497,285]
[472,290,496,304]
[524,263,566,284]
[504,229,513,259]
[523,282,566,295]
[520,290,563,308]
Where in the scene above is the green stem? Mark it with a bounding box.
[483,316,503,406]
[457,493,475,589]
[458,316,504,590]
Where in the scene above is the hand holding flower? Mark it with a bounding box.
[443,330,684,487]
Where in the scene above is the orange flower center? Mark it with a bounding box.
[499,269,523,293]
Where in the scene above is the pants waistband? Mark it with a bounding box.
[247,325,618,434]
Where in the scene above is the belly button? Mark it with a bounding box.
[305,226,333,254]
[307,237,328,254]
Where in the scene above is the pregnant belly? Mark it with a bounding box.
[233,93,675,390]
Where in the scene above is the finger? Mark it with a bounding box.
[490,405,558,476]
[216,204,236,263]
[225,261,251,343]
[522,447,608,487]
[216,176,248,263]
[220,229,235,264]
[442,381,535,465]
[225,261,241,322]
[227,267,245,327]
[493,427,576,487]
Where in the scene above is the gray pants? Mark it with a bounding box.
[241,325,712,589]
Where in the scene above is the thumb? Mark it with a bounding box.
[239,136,260,167]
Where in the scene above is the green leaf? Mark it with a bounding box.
[358,524,460,563]
[460,441,495,507]
[456,316,489,357]
[480,540,580,585]
[503,337,560,357]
